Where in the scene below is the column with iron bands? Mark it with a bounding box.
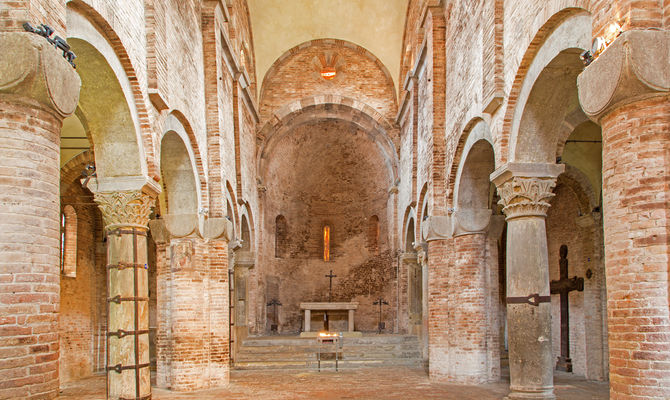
[492,163,563,400]
[94,189,156,400]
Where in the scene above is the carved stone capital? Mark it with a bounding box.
[85,177,160,230]
[94,190,155,229]
[577,30,669,123]
[0,33,80,117]
[421,215,452,242]
[491,163,564,220]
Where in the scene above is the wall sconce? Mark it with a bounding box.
[580,21,624,66]
[320,66,337,80]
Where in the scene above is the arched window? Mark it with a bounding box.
[61,205,77,277]
[323,225,331,262]
[367,215,380,254]
[275,215,287,258]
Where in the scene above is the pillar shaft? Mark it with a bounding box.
[450,232,491,383]
[577,30,670,399]
[0,33,80,400]
[492,163,563,400]
[94,189,155,400]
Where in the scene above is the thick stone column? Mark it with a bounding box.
[0,33,79,399]
[578,30,670,399]
[491,162,564,400]
[92,181,158,400]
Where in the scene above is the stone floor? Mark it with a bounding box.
[59,367,609,399]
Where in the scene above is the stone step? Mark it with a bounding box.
[233,358,424,371]
[235,351,423,362]
[234,334,423,370]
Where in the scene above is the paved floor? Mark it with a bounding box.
[59,367,609,399]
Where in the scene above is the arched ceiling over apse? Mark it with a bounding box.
[248,0,409,94]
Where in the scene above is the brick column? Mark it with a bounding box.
[91,183,158,400]
[150,215,231,391]
[491,162,564,400]
[422,216,453,380]
[578,30,670,399]
[0,33,79,399]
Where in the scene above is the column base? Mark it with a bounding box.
[505,387,555,400]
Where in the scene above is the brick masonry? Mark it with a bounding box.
[0,0,668,398]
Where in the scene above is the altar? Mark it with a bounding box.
[300,302,359,336]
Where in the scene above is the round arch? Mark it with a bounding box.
[66,2,157,180]
[500,9,592,164]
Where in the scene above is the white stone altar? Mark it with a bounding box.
[300,302,359,337]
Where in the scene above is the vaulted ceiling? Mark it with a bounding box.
[248,0,409,93]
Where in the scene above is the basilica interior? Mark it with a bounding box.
[0,0,669,399]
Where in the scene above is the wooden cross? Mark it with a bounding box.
[550,245,584,372]
[325,270,337,302]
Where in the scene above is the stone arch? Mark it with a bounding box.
[260,39,397,119]
[225,181,239,236]
[66,1,158,180]
[416,183,428,242]
[258,98,400,185]
[160,112,205,213]
[499,8,592,164]
[239,203,254,252]
[164,110,208,209]
[404,209,417,253]
[453,139,496,236]
[159,132,198,222]
[447,118,494,209]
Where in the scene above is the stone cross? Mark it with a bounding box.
[550,244,584,372]
[325,269,337,302]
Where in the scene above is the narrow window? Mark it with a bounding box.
[61,205,77,277]
[323,225,331,262]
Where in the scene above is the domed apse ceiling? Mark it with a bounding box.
[248,0,409,93]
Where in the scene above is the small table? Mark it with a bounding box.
[300,302,359,332]
[317,333,342,372]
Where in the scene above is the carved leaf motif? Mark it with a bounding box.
[496,177,557,219]
[94,190,154,228]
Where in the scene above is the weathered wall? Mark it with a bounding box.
[259,119,395,333]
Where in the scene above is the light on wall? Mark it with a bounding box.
[320,66,337,80]
[580,21,624,66]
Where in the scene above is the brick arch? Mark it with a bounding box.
[60,150,96,189]
[162,110,209,212]
[258,97,400,184]
[259,39,398,123]
[446,117,495,209]
[558,164,598,213]
[66,0,159,181]
[497,4,591,165]
[261,38,396,100]
[239,202,255,251]
[402,206,417,252]
[416,183,429,243]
